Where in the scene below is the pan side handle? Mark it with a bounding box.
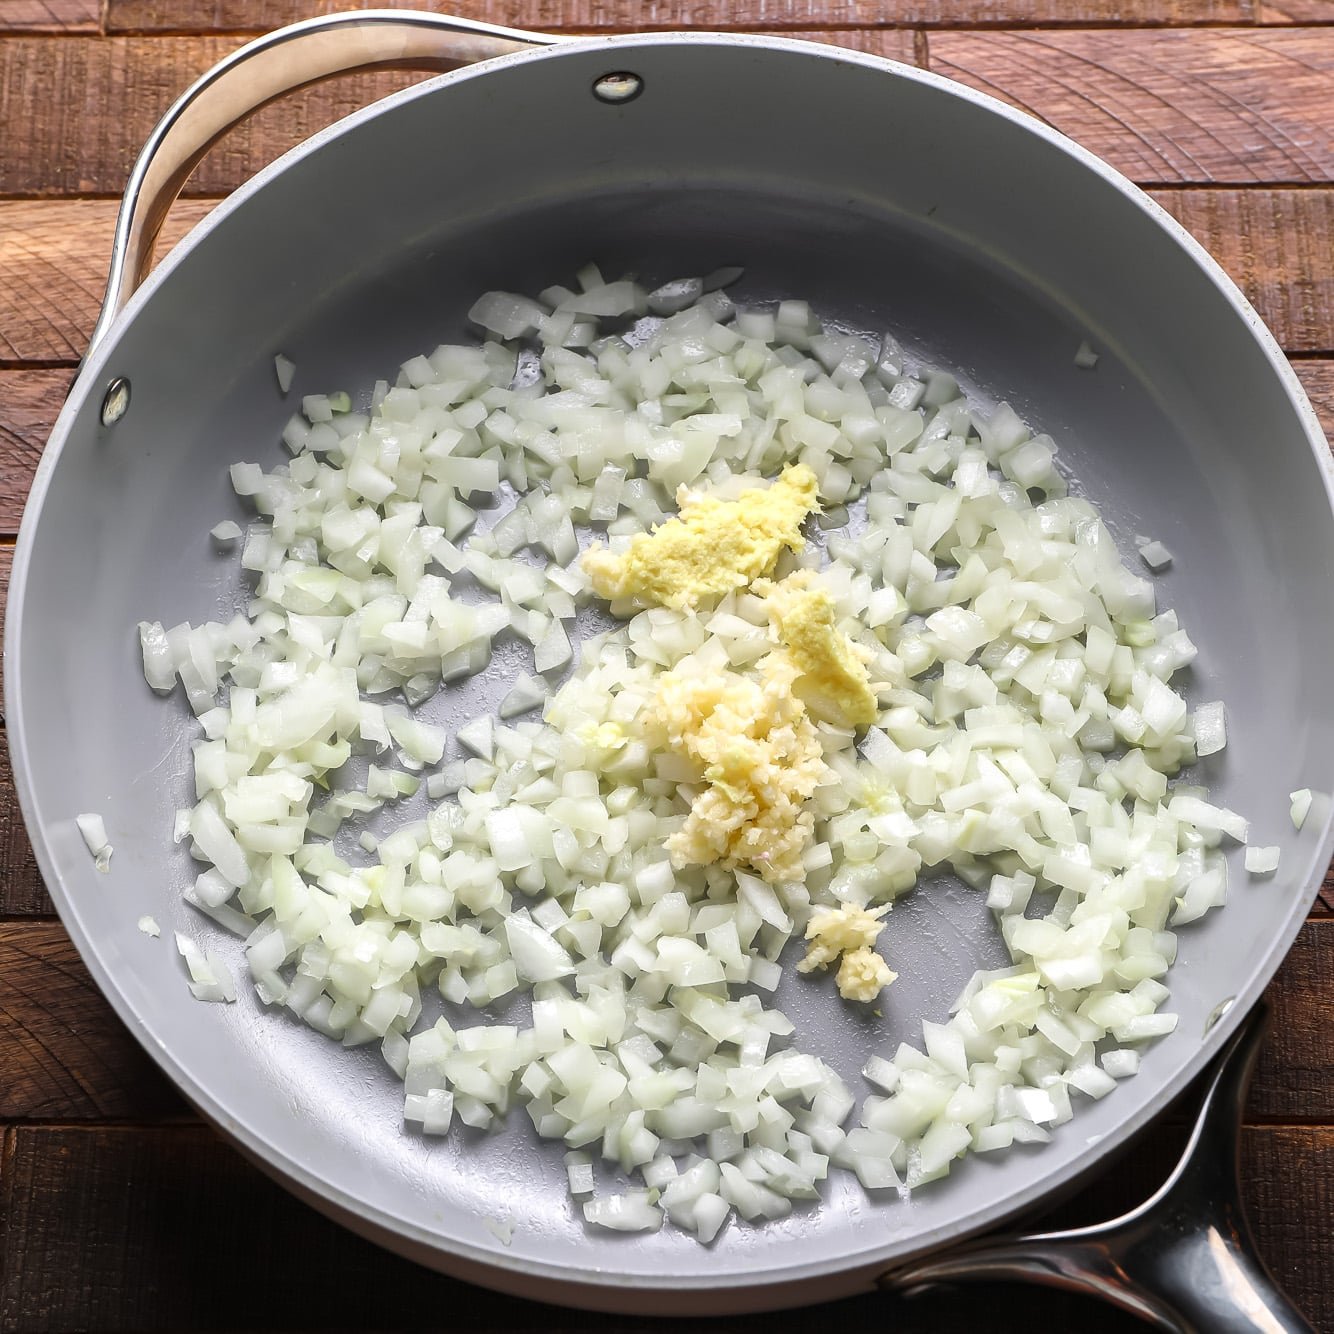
[86,10,560,365]
[880,1003,1313,1333]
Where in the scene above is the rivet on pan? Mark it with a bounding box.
[1204,996,1236,1035]
[101,376,131,427]
[592,71,643,105]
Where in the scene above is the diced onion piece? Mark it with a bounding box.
[583,1191,663,1233]
[211,520,243,545]
[1290,788,1313,830]
[1244,846,1280,875]
[76,813,112,872]
[1136,539,1173,572]
[1192,701,1226,757]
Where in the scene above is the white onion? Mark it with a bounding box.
[1290,788,1313,830]
[75,812,112,872]
[136,267,1252,1243]
[1245,846,1280,875]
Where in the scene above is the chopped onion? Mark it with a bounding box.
[136,267,1252,1243]
[76,812,112,872]
[1244,846,1280,875]
[1136,538,1173,572]
[1290,788,1313,830]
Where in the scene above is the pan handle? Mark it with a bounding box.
[86,10,560,365]
[880,1002,1313,1333]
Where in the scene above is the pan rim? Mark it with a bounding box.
[8,28,1333,1304]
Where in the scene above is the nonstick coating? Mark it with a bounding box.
[8,34,1334,1315]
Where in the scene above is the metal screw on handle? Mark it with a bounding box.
[880,1002,1313,1334]
[86,9,560,366]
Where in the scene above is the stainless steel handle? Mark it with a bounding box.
[87,9,559,363]
[881,1003,1312,1333]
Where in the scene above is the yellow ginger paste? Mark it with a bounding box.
[800,902,897,1003]
[581,464,820,610]
[643,654,828,885]
[761,570,878,728]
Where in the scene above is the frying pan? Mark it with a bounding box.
[7,12,1333,1327]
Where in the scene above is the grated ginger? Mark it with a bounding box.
[582,464,820,609]
[761,570,878,728]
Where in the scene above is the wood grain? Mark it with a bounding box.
[1,1120,1327,1332]
[1251,920,1334,1118]
[1259,0,1334,21]
[0,36,410,199]
[0,924,184,1121]
[1,917,1328,1125]
[0,725,51,918]
[0,0,99,31]
[0,200,215,363]
[0,372,66,534]
[103,0,1252,33]
[1150,188,1334,353]
[2,190,1329,373]
[929,28,1334,184]
[1294,360,1334,437]
[0,32,918,200]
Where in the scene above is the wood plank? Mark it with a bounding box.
[0,200,215,363]
[102,0,1250,33]
[1294,359,1334,438]
[1258,0,1334,21]
[0,35,419,199]
[2,1120,1327,1332]
[928,28,1334,185]
[0,722,52,918]
[2,915,1328,1126]
[0,924,185,1121]
[1296,360,1334,432]
[0,372,67,536]
[3,190,1331,372]
[1251,919,1334,1118]
[0,33,918,200]
[0,545,8,709]
[1150,188,1334,353]
[0,0,100,32]
[784,28,918,57]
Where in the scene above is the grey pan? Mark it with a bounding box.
[6,13,1334,1325]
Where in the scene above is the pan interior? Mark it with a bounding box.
[10,37,1333,1311]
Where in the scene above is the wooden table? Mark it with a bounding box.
[1,2,1332,1330]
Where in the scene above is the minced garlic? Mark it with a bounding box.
[643,653,828,884]
[799,902,896,1002]
[836,947,897,1004]
[581,464,820,609]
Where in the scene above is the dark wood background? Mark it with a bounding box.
[1,2,1331,1330]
